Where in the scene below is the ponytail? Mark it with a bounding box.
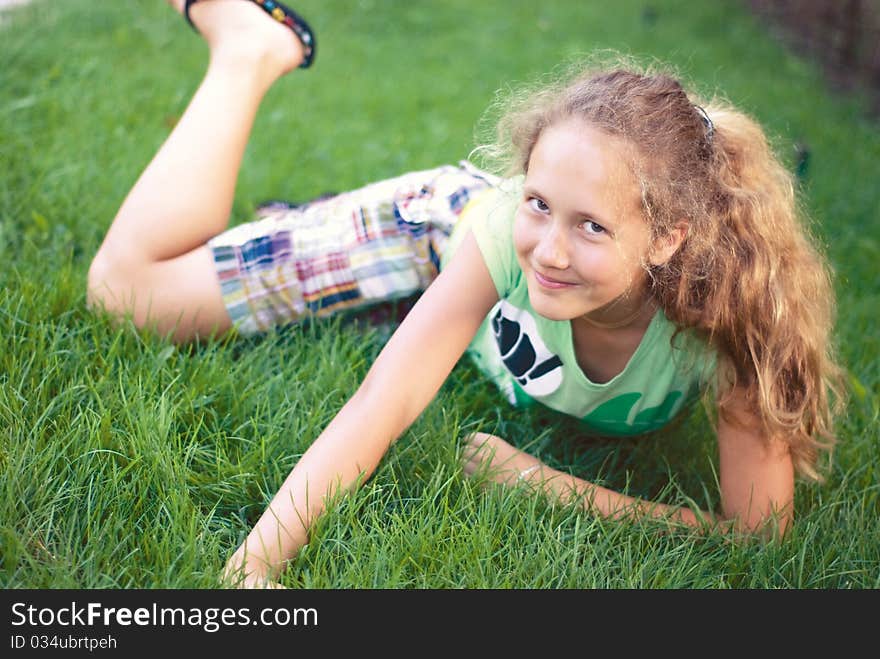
[658,104,845,480]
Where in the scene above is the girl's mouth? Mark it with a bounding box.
[533,269,576,290]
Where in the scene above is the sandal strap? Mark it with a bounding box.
[250,0,315,68]
[183,0,197,30]
[182,0,316,69]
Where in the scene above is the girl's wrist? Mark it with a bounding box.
[516,459,552,487]
[518,463,542,482]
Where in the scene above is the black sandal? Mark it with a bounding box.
[183,0,316,69]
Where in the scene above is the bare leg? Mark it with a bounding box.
[87,0,306,343]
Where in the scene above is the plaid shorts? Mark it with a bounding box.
[208,161,499,336]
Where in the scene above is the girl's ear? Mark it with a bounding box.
[648,220,689,267]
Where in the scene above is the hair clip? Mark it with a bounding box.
[693,105,714,141]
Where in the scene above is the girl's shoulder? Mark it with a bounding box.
[460,176,522,226]
[443,177,520,268]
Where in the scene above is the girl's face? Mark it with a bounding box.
[513,119,654,323]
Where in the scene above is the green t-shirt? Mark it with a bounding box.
[442,182,717,437]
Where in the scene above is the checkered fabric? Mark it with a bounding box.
[208,161,499,336]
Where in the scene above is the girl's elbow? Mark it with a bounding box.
[720,506,792,540]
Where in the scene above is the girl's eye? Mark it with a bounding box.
[527,197,549,213]
[581,220,606,235]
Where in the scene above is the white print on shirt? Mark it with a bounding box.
[491,300,563,397]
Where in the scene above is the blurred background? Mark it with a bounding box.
[747,0,880,115]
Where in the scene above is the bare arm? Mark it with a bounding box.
[463,386,794,537]
[225,231,499,586]
[715,386,794,534]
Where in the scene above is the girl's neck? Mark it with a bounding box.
[577,291,657,333]
[570,292,657,384]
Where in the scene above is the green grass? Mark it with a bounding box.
[1,0,878,589]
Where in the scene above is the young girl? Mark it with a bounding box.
[87,0,843,588]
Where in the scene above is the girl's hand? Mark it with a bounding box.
[461,432,544,487]
[222,555,287,590]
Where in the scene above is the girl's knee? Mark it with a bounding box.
[87,249,124,313]
[86,248,145,322]
[87,246,232,344]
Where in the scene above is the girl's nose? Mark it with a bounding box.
[533,223,569,270]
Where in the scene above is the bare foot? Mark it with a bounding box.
[167,0,305,78]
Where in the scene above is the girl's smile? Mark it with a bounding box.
[533,269,577,289]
